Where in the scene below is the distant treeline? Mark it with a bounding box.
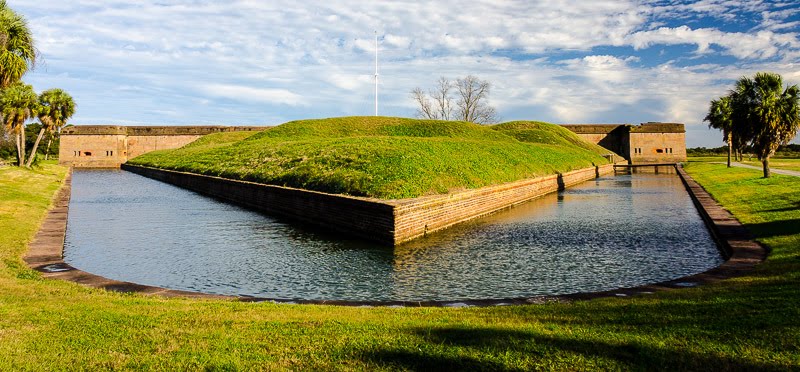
[0,123,62,163]
[688,144,800,158]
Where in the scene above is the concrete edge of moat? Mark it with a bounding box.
[23,164,767,307]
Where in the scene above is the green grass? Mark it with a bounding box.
[741,158,800,172]
[492,120,613,155]
[1,160,799,369]
[128,117,610,199]
[689,155,800,172]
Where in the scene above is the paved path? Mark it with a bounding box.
[712,162,800,177]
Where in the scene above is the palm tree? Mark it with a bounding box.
[27,89,74,167]
[704,95,734,167]
[0,82,38,166]
[731,72,800,178]
[0,0,35,89]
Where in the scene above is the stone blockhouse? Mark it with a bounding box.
[59,125,264,168]
[561,122,686,164]
[60,122,686,168]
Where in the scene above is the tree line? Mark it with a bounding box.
[0,0,75,167]
[705,72,800,177]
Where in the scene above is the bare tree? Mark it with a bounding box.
[411,75,498,124]
[454,75,497,124]
[432,77,453,121]
[411,87,437,120]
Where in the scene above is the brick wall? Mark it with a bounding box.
[126,135,204,159]
[392,164,614,244]
[59,133,128,168]
[563,123,686,164]
[122,164,398,245]
[629,132,687,163]
[122,163,612,245]
[60,125,265,168]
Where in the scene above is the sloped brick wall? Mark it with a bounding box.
[121,164,397,245]
[121,163,613,246]
[392,164,614,244]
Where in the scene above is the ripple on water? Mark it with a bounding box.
[64,170,724,302]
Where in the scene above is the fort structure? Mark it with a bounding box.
[58,125,264,168]
[561,122,687,164]
[59,122,686,168]
[56,121,687,245]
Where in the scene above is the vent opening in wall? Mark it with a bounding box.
[656,149,664,153]
[83,151,92,156]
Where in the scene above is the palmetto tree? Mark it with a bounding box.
[1,82,38,166]
[0,0,35,89]
[704,95,734,167]
[27,89,74,167]
[731,72,800,178]
[0,0,36,166]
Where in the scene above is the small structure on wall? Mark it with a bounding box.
[59,125,264,168]
[561,122,686,164]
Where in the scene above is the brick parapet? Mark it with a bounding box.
[122,163,613,245]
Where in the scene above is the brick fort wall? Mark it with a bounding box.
[59,125,265,168]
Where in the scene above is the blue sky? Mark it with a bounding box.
[13,0,800,147]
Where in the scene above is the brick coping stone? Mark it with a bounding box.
[23,165,767,307]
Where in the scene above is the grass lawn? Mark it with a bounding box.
[0,160,798,370]
[128,117,611,199]
[741,158,800,172]
[689,155,800,172]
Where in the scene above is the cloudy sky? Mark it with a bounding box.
[13,0,800,147]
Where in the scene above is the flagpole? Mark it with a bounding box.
[374,31,379,116]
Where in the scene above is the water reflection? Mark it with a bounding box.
[65,169,723,301]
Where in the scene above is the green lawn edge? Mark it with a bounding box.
[0,159,798,370]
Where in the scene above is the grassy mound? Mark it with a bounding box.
[128,117,609,199]
[492,121,614,155]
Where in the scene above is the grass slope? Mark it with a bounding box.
[0,160,798,369]
[128,117,609,199]
[492,120,613,155]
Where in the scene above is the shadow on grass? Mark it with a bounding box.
[361,327,789,371]
[359,252,800,371]
[746,218,800,238]
[763,201,800,213]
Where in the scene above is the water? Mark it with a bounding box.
[64,169,724,302]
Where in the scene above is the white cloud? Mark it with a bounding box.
[10,0,800,146]
[197,84,307,106]
[626,26,800,59]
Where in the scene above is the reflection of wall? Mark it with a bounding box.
[122,163,614,246]
[59,125,265,168]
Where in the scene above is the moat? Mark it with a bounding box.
[64,169,723,302]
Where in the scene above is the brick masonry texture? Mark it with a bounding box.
[59,123,686,168]
[564,122,687,164]
[59,125,264,168]
[122,163,614,245]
